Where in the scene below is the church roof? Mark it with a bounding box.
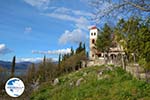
[90,26,97,30]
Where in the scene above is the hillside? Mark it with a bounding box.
[30,65,150,100]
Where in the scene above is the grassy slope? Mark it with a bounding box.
[31,65,150,100]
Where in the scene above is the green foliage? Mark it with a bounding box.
[76,42,86,54]
[30,65,150,100]
[96,24,113,53]
[114,17,150,70]
[60,51,87,73]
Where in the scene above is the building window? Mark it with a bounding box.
[92,39,95,44]
[98,54,101,57]
[92,54,94,57]
[91,33,93,36]
[94,32,96,35]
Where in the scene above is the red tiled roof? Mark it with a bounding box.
[90,26,97,30]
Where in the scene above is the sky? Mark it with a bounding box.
[0,0,95,62]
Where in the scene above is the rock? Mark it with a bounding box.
[106,66,113,71]
[69,82,74,87]
[97,74,110,80]
[83,72,87,76]
[31,78,39,91]
[97,70,103,76]
[97,71,103,80]
[53,78,59,86]
[76,78,84,86]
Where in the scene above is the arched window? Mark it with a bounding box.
[92,39,95,44]
[91,33,93,36]
[92,54,94,57]
[94,32,96,35]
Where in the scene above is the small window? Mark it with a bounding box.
[92,39,95,44]
[98,54,101,57]
[91,33,93,36]
[92,54,94,57]
[94,32,96,35]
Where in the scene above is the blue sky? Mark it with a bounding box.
[0,0,94,62]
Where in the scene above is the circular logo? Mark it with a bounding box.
[5,77,25,97]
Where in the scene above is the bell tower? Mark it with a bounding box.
[89,26,100,60]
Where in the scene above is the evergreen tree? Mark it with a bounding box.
[43,55,46,66]
[83,43,86,52]
[70,47,74,56]
[76,42,83,54]
[96,24,113,63]
[58,54,61,69]
[11,56,16,77]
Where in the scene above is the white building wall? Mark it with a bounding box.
[89,28,100,60]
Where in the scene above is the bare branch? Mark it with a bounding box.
[124,0,150,12]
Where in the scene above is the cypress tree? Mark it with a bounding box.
[58,54,61,69]
[43,55,46,66]
[71,47,74,56]
[11,56,16,77]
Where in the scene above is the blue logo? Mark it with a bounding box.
[5,78,25,97]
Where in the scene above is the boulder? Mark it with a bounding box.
[53,78,59,86]
[76,78,84,86]
[83,72,87,76]
[31,78,39,91]
[106,66,113,71]
[69,82,74,87]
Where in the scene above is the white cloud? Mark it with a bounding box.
[0,44,12,55]
[42,7,92,45]
[17,57,58,62]
[44,7,92,30]
[51,7,93,17]
[24,27,32,33]
[59,29,87,44]
[24,0,50,9]
[32,48,71,55]
[17,57,43,62]
[45,13,78,23]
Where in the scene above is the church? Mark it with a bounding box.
[88,26,125,65]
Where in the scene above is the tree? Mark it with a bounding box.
[76,42,83,54]
[43,55,46,66]
[90,0,150,24]
[114,17,150,80]
[70,47,74,56]
[137,20,150,81]
[37,55,47,82]
[27,63,36,83]
[58,54,61,69]
[11,56,16,77]
[96,24,113,63]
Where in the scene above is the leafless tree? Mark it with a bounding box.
[90,0,150,23]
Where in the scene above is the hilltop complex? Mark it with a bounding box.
[88,26,125,65]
